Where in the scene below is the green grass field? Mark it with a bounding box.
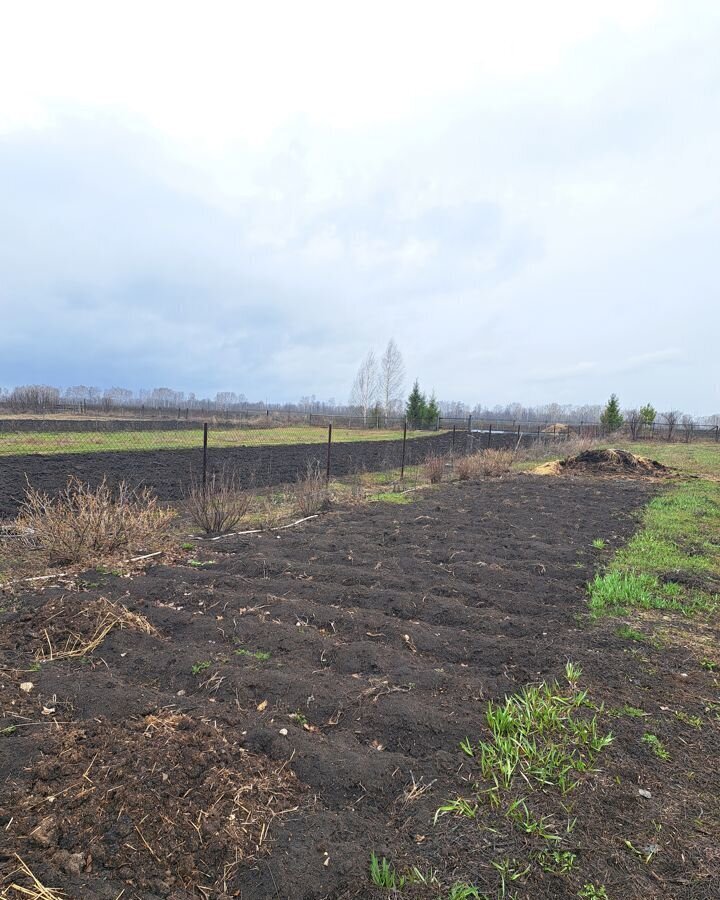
[0,425,439,456]
[588,441,720,617]
[613,440,720,478]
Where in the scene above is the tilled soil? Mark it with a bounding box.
[1,475,719,899]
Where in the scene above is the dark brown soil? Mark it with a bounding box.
[1,475,719,899]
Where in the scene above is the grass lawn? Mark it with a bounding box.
[613,439,720,478]
[588,441,720,617]
[0,426,440,456]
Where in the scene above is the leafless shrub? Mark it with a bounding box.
[681,415,694,443]
[183,468,251,534]
[453,448,514,479]
[625,409,642,441]
[475,448,514,476]
[662,410,680,442]
[16,476,175,564]
[455,453,477,480]
[293,461,329,517]
[424,453,445,483]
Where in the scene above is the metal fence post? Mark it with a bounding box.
[202,422,208,490]
[487,422,493,448]
[468,414,472,434]
[400,419,407,480]
[452,424,456,452]
[326,423,332,484]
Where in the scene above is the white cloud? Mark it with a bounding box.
[0,1,718,413]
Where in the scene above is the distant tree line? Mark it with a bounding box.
[0,381,718,428]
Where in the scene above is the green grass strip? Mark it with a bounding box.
[589,478,720,616]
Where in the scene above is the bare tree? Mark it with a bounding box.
[662,410,680,442]
[349,351,380,425]
[681,415,694,443]
[379,339,405,419]
[625,409,642,441]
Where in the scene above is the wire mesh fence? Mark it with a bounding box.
[0,412,718,520]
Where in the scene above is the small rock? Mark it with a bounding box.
[20,682,34,693]
[638,788,652,799]
[30,816,58,847]
[279,728,288,736]
[176,689,186,696]
[59,851,87,875]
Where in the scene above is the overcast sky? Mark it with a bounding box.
[1,1,718,412]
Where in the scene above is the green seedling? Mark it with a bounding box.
[191,660,211,676]
[369,853,404,890]
[536,849,577,875]
[235,647,271,661]
[642,733,670,760]
[578,885,609,900]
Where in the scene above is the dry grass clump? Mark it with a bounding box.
[15,477,175,565]
[184,468,251,534]
[1,855,66,898]
[424,453,446,484]
[455,453,477,481]
[455,449,514,479]
[293,462,329,517]
[35,596,158,662]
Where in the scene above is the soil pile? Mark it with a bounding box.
[535,448,670,477]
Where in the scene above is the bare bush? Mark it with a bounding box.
[662,410,679,442]
[454,453,477,480]
[183,468,251,534]
[293,462,329,517]
[475,448,514,476]
[625,409,642,441]
[453,448,514,479]
[424,453,445,483]
[681,415,694,443]
[17,477,175,564]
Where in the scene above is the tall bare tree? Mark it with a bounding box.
[379,338,405,418]
[662,410,679,442]
[349,350,380,425]
[625,409,642,441]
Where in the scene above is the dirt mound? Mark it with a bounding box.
[535,448,670,477]
[542,422,572,434]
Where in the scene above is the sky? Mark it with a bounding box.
[0,1,718,413]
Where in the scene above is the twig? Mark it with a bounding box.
[194,514,319,542]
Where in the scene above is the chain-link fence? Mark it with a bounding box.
[0,418,457,518]
[1,413,718,519]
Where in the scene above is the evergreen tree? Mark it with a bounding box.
[406,380,428,427]
[600,394,624,432]
[640,403,656,425]
[424,392,440,427]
